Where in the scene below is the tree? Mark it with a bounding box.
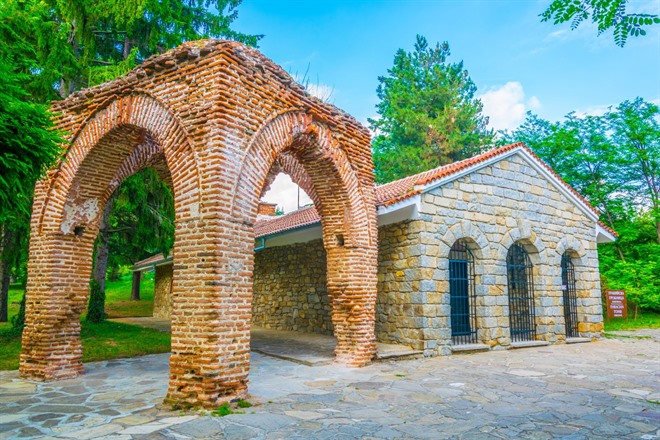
[0,59,62,322]
[106,169,175,277]
[0,0,261,100]
[608,98,660,244]
[541,0,660,47]
[1,0,258,325]
[370,35,493,183]
[504,97,660,312]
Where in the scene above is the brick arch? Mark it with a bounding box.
[21,94,202,383]
[261,152,319,206]
[22,39,377,408]
[36,94,200,235]
[229,111,378,366]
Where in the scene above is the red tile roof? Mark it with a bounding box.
[254,205,321,238]
[255,143,616,238]
[132,253,172,271]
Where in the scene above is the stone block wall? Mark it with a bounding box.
[410,154,603,354]
[375,220,438,355]
[252,239,332,334]
[153,264,173,319]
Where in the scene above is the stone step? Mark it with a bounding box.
[450,343,491,354]
[566,337,592,344]
[375,342,424,361]
[510,340,551,349]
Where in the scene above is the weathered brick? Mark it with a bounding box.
[20,39,378,409]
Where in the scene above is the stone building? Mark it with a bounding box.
[26,38,616,408]
[147,143,616,356]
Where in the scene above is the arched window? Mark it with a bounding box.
[561,252,579,338]
[449,240,477,344]
[506,243,536,342]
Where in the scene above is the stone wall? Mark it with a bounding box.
[375,220,434,354]
[152,264,173,319]
[252,239,332,334]
[410,153,603,354]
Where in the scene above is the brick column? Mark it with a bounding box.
[326,244,378,367]
[20,227,97,380]
[165,217,252,408]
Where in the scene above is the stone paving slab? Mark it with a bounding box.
[0,330,659,439]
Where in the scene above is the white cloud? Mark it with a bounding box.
[305,83,335,102]
[261,173,313,214]
[479,82,542,131]
[575,104,611,118]
[292,74,335,102]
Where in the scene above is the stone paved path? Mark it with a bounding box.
[1,332,659,439]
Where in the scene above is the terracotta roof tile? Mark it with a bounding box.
[255,143,618,238]
[254,206,320,238]
[132,253,172,271]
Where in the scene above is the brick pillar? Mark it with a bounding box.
[326,244,378,367]
[165,217,251,408]
[20,228,97,380]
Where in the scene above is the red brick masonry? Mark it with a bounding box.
[20,40,378,408]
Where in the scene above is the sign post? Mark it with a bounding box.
[606,290,627,319]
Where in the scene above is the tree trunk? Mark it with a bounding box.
[123,35,132,60]
[604,208,626,262]
[131,271,141,301]
[92,194,116,296]
[0,260,8,323]
[0,226,12,323]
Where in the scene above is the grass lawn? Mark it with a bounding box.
[603,310,660,331]
[105,272,156,318]
[0,272,168,371]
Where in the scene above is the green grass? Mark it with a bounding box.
[603,311,660,331]
[0,272,166,371]
[0,321,170,370]
[105,273,155,318]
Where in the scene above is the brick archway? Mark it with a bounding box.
[21,40,377,408]
[230,111,378,367]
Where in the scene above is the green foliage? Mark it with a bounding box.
[0,59,63,225]
[211,401,248,416]
[0,0,260,100]
[541,0,660,47]
[212,402,233,416]
[236,399,252,408]
[86,279,106,323]
[107,168,175,272]
[505,97,660,312]
[10,293,25,331]
[600,213,660,312]
[370,35,493,183]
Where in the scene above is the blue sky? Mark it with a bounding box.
[235,0,659,130]
[235,0,660,211]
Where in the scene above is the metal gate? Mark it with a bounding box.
[449,240,478,344]
[561,253,579,338]
[506,243,536,342]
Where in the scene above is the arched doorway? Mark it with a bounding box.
[21,40,378,409]
[506,242,536,342]
[449,240,477,345]
[561,252,579,338]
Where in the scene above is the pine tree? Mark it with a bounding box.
[370,35,493,183]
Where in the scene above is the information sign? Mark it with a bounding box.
[606,290,627,319]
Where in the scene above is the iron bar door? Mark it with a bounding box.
[561,253,579,338]
[507,243,536,342]
[449,240,478,344]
